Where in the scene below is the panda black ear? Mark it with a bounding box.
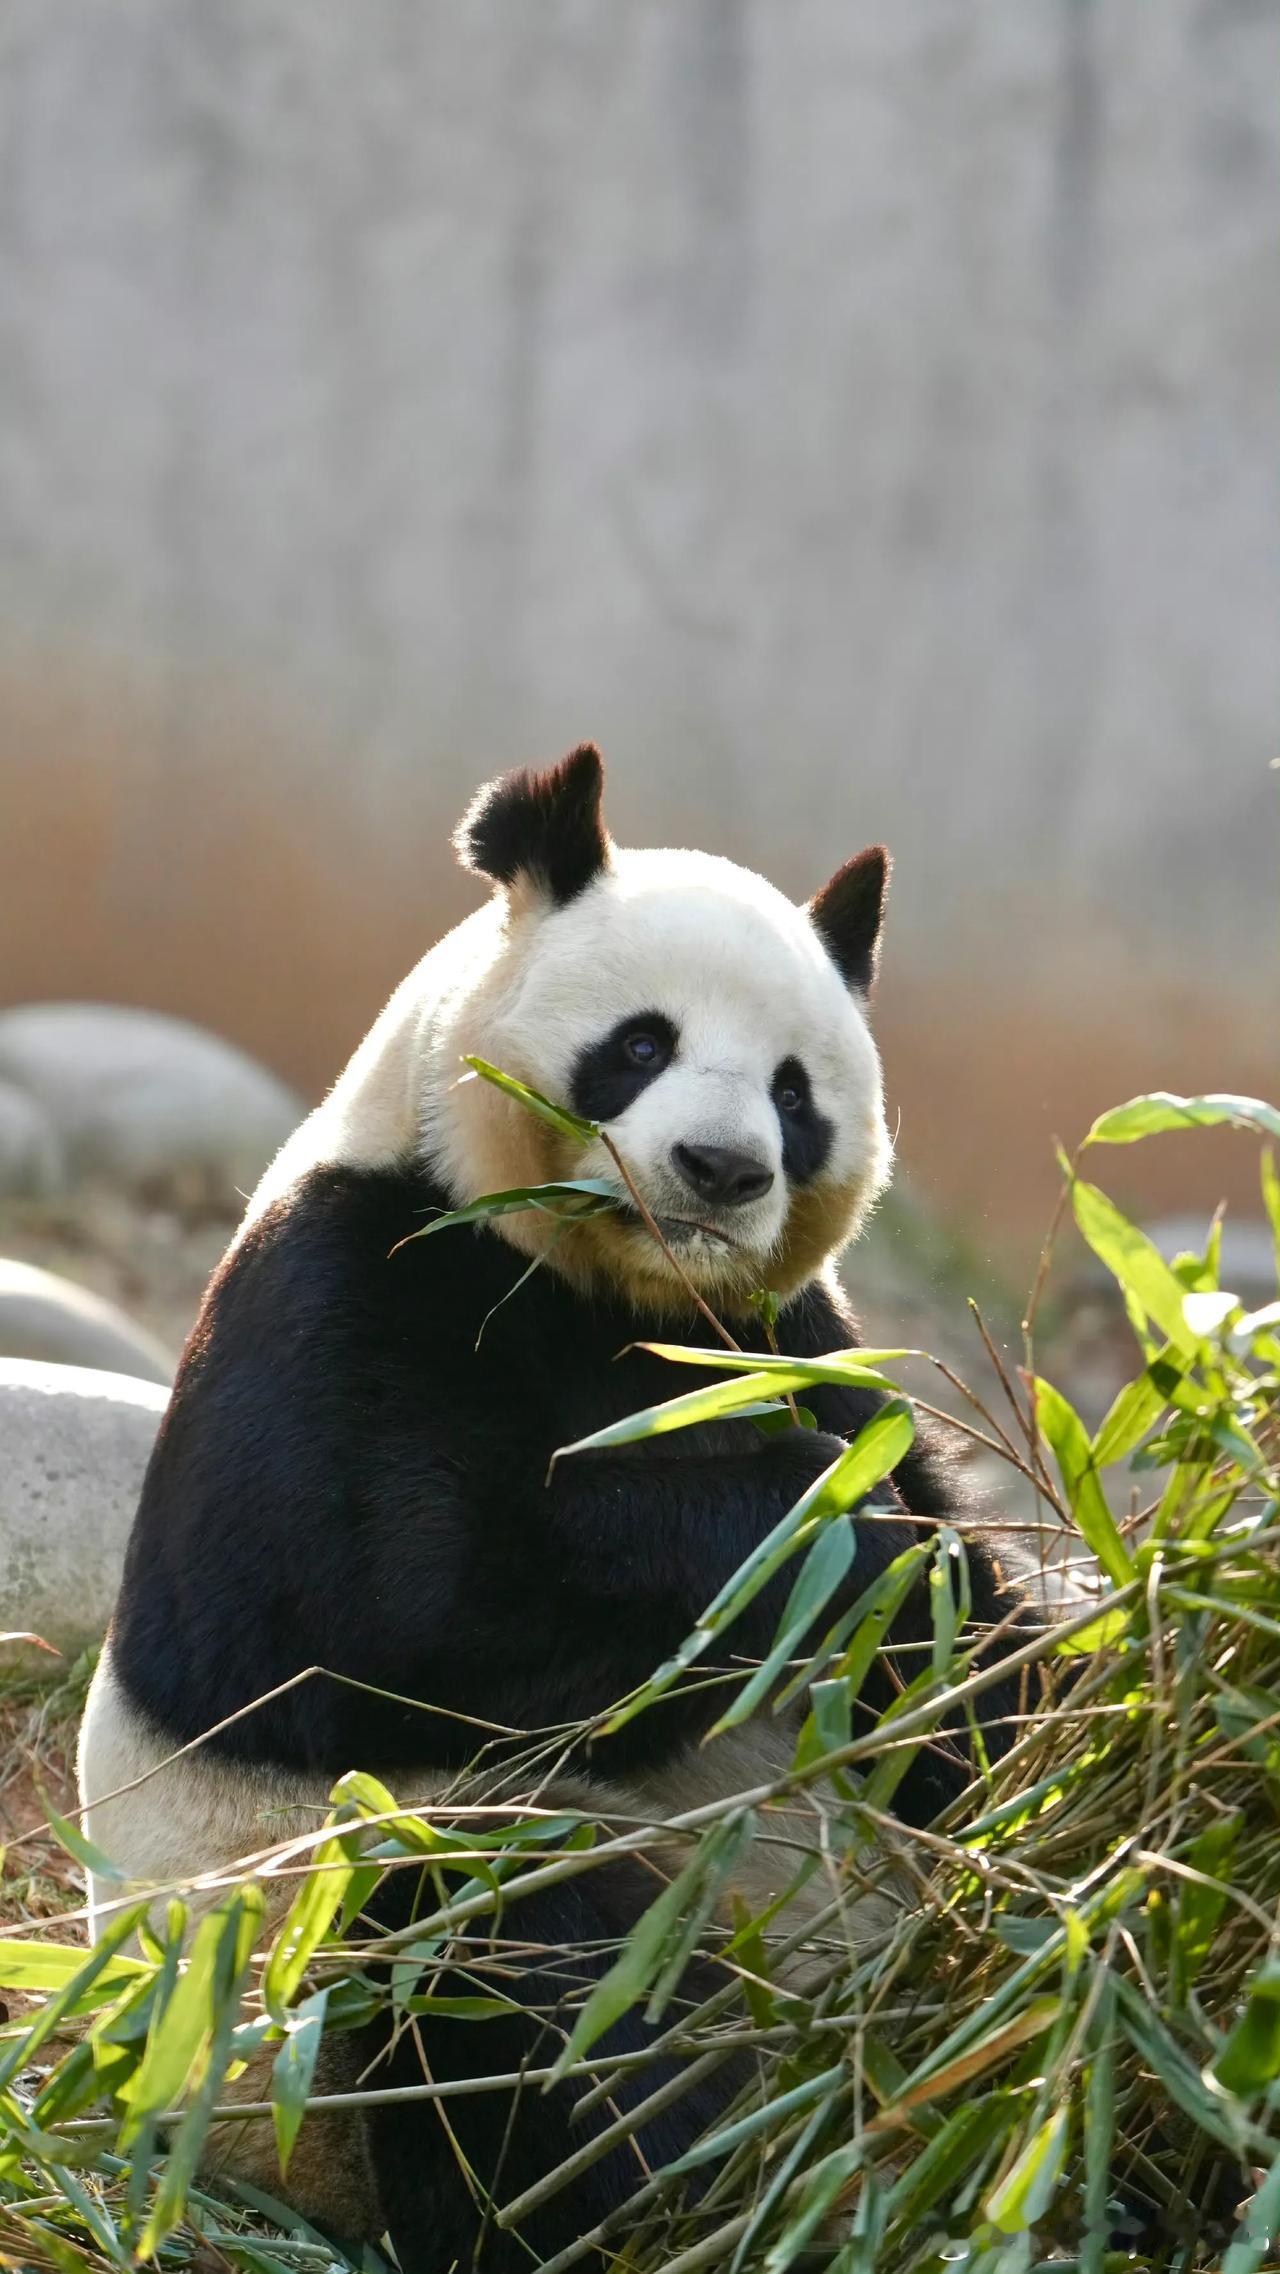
[454,744,610,906]
[808,845,891,993]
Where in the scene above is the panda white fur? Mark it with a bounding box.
[79,747,1034,2269]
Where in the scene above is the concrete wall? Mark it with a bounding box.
[1,1,1276,1253]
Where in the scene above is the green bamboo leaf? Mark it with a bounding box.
[263,1837,354,2015]
[659,2062,846,2177]
[0,1935,147,2000]
[985,2105,1070,2234]
[1031,1378,1134,1587]
[929,1527,969,1679]
[763,2142,862,2272]
[1085,1091,1280,1147]
[1090,1350,1186,1468]
[395,1179,619,1246]
[638,1341,913,1375]
[1172,1814,1241,1998]
[140,1891,262,2254]
[794,1675,853,1771]
[645,1812,758,2022]
[119,1898,248,2134]
[729,2094,840,2274]
[552,1361,896,1467]
[462,1056,600,1143]
[40,1800,130,1884]
[601,1402,913,1735]
[271,1986,328,2175]
[1214,1958,1280,2096]
[550,1812,755,2075]
[884,2097,1017,2233]
[401,1994,514,2020]
[0,1906,151,2093]
[1071,1179,1203,1358]
[780,1539,931,1714]
[1080,1983,1116,2274]
[709,1516,855,1735]
[1112,1978,1239,2146]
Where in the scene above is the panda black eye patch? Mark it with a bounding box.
[772,1056,833,1185]
[570,1013,678,1123]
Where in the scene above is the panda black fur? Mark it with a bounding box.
[80,748,1037,2271]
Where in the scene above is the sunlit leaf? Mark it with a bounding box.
[601,1401,914,1735]
[552,1359,896,1466]
[1085,1091,1280,1147]
[1071,1179,1203,1358]
[1031,1378,1134,1587]
[271,1986,328,2175]
[638,1341,913,1375]
[709,1516,855,1734]
[985,2103,1069,2234]
[394,1179,619,1247]
[462,1056,600,1143]
[263,1837,354,2015]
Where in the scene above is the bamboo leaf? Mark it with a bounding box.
[985,2104,1070,2235]
[601,1402,913,1735]
[1085,1091,1280,1147]
[1031,1378,1134,1587]
[0,1935,147,2000]
[263,1838,354,2016]
[1090,1351,1186,1468]
[395,1179,619,1246]
[271,1987,328,2176]
[1213,1958,1280,2096]
[639,1341,913,1375]
[462,1056,600,1143]
[660,2063,846,2177]
[1071,1178,1203,1358]
[119,1903,235,2134]
[710,1516,855,1734]
[0,1908,151,2093]
[550,1812,756,2074]
[140,1891,262,2253]
[552,1361,896,1465]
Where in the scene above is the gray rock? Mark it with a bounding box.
[0,1357,166,1654]
[0,1004,302,1202]
[0,1260,174,1385]
[0,1077,65,1197]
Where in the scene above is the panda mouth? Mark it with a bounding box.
[621,1205,739,1251]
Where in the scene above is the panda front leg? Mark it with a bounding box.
[344,1431,871,2270]
[353,1853,749,2274]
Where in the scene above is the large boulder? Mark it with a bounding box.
[0,1358,166,1654]
[0,1259,174,1385]
[0,1004,302,1203]
[0,1077,65,1197]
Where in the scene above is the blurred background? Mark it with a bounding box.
[0,0,1277,1410]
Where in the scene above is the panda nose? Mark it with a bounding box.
[671,1142,775,1208]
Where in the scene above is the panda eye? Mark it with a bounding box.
[773,1059,809,1116]
[623,1029,667,1069]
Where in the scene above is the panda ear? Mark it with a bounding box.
[807,845,891,993]
[454,744,610,906]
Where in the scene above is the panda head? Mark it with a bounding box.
[429,744,893,1310]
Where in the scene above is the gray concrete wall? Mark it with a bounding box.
[1,1,1276,1244]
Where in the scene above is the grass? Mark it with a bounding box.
[1,1087,1278,2273]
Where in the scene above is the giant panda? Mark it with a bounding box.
[79,746,1037,2271]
